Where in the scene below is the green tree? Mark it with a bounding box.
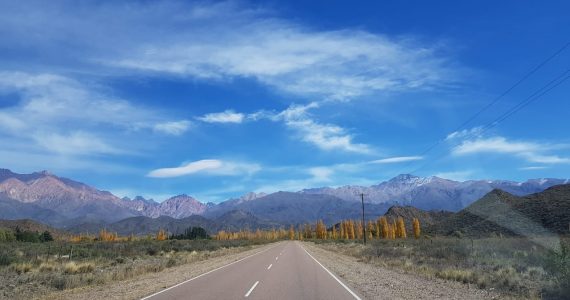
[40,231,54,242]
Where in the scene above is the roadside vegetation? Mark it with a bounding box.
[0,226,273,299]
[216,217,568,299]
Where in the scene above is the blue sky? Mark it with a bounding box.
[0,0,569,202]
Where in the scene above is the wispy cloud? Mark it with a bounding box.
[452,136,570,164]
[369,156,423,164]
[445,126,483,141]
[519,166,548,171]
[434,171,474,181]
[0,71,190,158]
[147,159,261,178]
[199,103,372,153]
[0,1,456,101]
[153,120,192,135]
[197,110,245,123]
[271,103,371,153]
[32,131,123,156]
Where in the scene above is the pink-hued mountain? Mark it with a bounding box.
[121,194,207,218]
[0,169,138,225]
[0,169,206,226]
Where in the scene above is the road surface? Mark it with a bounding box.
[141,241,362,300]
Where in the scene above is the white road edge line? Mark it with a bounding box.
[299,243,362,300]
[140,243,280,300]
[244,281,259,297]
[267,264,272,270]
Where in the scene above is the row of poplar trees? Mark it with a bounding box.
[215,217,421,241]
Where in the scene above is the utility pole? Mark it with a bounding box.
[361,193,366,245]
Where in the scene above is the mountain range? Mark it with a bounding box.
[0,168,567,231]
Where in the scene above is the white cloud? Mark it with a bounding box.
[33,131,122,156]
[308,167,334,182]
[369,156,423,164]
[153,120,192,135]
[275,103,371,153]
[197,110,245,123]
[199,103,372,153]
[453,137,539,155]
[452,136,570,164]
[0,71,189,157]
[445,126,483,141]
[519,166,548,171]
[434,171,474,181]
[147,159,261,178]
[0,2,455,101]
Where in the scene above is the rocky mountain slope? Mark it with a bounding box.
[204,191,394,225]
[0,169,139,225]
[428,184,570,237]
[302,174,568,211]
[121,194,207,218]
[382,205,454,228]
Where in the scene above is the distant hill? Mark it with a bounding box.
[204,191,394,225]
[0,219,69,239]
[213,210,281,232]
[428,184,570,237]
[71,215,217,236]
[383,205,454,228]
[71,210,281,235]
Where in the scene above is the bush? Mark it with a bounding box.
[14,227,40,243]
[39,262,56,272]
[40,231,54,242]
[12,262,33,274]
[0,229,16,242]
[0,252,12,266]
[64,261,94,274]
[543,241,570,298]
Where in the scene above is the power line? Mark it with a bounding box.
[394,41,570,176]
[407,69,570,175]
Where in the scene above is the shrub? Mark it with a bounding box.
[0,252,12,266]
[543,241,570,298]
[64,262,78,274]
[64,261,94,274]
[12,262,33,274]
[39,262,56,272]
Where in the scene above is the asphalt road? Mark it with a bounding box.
[141,241,362,300]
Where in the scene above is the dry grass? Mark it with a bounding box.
[64,262,94,274]
[313,236,569,299]
[11,262,33,274]
[0,239,271,299]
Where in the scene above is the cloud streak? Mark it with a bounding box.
[198,110,245,123]
[147,159,261,178]
[370,156,423,164]
[452,136,570,164]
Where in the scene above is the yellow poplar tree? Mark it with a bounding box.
[396,217,407,238]
[413,218,421,239]
[156,229,168,241]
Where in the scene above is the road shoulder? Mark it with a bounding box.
[302,242,498,300]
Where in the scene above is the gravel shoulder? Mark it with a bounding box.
[303,242,500,300]
[41,242,279,300]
